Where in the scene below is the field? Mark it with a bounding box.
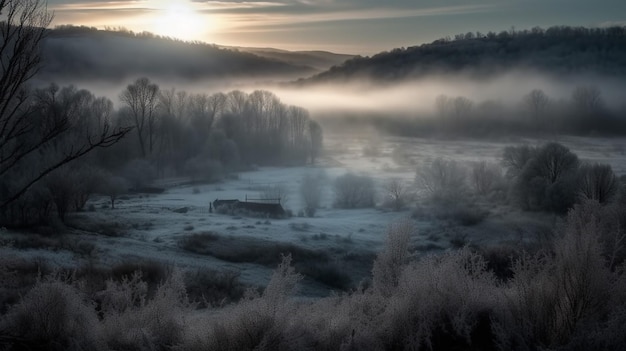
[3,133,625,297]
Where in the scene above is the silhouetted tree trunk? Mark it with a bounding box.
[0,0,130,209]
[120,77,160,158]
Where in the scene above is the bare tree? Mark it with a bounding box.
[158,87,188,121]
[452,96,473,119]
[471,161,503,196]
[383,178,410,211]
[120,77,160,157]
[189,92,226,136]
[524,89,550,124]
[225,90,248,116]
[1,1,129,209]
[334,173,375,209]
[308,120,323,164]
[572,86,603,114]
[415,158,467,202]
[577,163,618,204]
[435,94,450,118]
[529,142,579,184]
[502,145,536,178]
[100,176,128,209]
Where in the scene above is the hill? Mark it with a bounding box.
[37,26,319,84]
[300,26,626,84]
[224,46,355,72]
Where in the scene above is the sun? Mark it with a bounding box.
[151,1,207,41]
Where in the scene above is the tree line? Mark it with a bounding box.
[117,77,322,170]
[366,84,626,138]
[304,25,626,83]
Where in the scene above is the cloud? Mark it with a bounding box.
[201,2,496,31]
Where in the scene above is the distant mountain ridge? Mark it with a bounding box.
[300,26,626,84]
[38,26,343,84]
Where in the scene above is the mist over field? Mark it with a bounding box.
[2,4,626,350]
[278,71,626,114]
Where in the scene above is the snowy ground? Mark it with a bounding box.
[2,133,625,297]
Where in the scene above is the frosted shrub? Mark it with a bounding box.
[372,220,413,297]
[493,252,559,349]
[369,248,500,350]
[98,271,147,316]
[101,269,191,350]
[551,201,614,338]
[415,158,489,226]
[382,178,412,211]
[470,161,505,197]
[494,200,618,349]
[1,277,104,350]
[508,142,580,213]
[415,157,468,203]
[334,173,376,209]
[262,254,302,307]
[194,254,302,350]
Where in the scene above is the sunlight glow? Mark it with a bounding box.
[151,0,210,41]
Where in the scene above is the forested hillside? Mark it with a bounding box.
[302,26,626,84]
[38,26,316,83]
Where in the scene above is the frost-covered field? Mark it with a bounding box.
[3,133,625,297]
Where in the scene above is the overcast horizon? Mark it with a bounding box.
[46,0,626,55]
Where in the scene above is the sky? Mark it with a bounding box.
[47,0,626,55]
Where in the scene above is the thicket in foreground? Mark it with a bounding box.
[1,200,625,350]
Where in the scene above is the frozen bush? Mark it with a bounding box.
[100,269,191,350]
[471,161,505,196]
[372,220,413,297]
[98,271,148,317]
[492,251,559,349]
[415,157,468,203]
[382,178,411,211]
[493,200,617,349]
[1,277,104,350]
[369,248,500,350]
[334,173,376,209]
[186,254,302,350]
[507,142,579,212]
